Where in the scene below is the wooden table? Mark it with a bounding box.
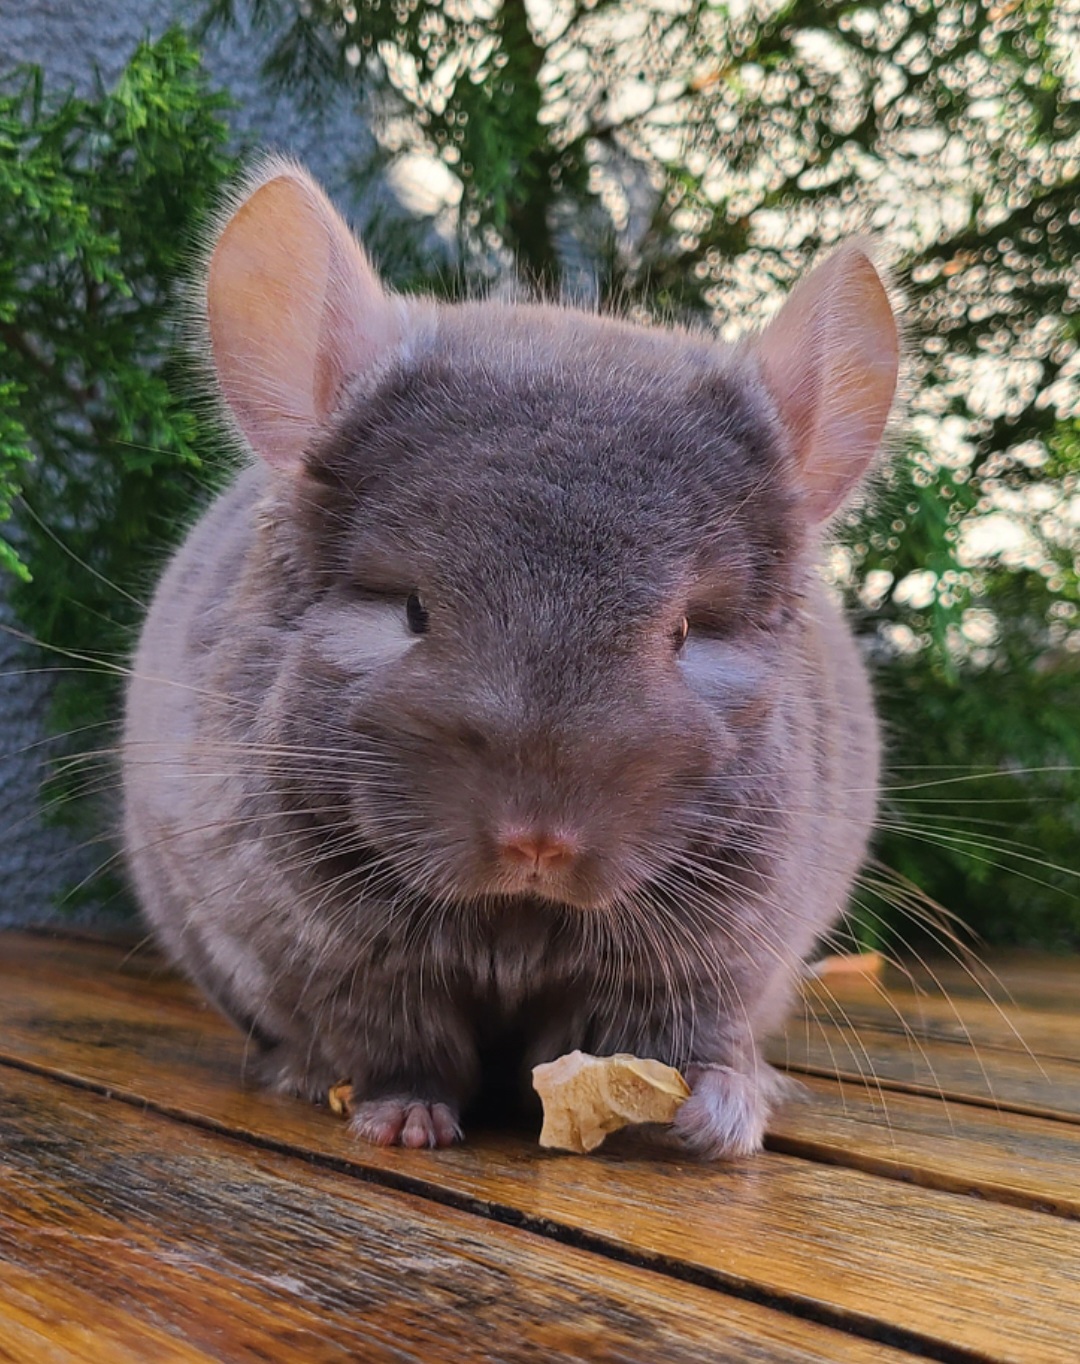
[1,933,1077,1363]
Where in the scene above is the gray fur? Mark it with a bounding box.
[123,257,881,1158]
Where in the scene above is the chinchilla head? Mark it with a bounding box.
[203,158,898,916]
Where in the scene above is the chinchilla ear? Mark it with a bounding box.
[751,243,899,522]
[205,161,406,471]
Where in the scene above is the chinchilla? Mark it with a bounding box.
[122,159,898,1156]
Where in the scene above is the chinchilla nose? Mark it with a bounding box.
[496,827,579,872]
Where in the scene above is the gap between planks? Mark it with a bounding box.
[3,935,1080,1362]
[3,932,1080,1219]
[0,1052,1016,1364]
[2,1064,921,1364]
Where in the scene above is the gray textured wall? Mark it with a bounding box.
[0,1,376,926]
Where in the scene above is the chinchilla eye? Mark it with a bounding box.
[673,616,689,652]
[406,592,429,635]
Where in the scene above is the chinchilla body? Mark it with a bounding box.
[123,164,897,1156]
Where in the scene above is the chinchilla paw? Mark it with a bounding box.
[670,1062,778,1160]
[349,1095,463,1149]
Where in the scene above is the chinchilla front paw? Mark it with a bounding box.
[349,1094,464,1149]
[669,1061,790,1160]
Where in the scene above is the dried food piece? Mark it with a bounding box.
[327,1080,355,1118]
[532,1051,691,1154]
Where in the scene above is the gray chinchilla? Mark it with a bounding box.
[122,160,898,1156]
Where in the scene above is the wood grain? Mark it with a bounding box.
[0,1066,914,1364]
[0,1262,214,1364]
[770,1015,1080,1120]
[2,934,1080,1363]
[767,1074,1080,1217]
[794,961,1080,1061]
[889,951,1080,1016]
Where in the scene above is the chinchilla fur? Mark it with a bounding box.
[123,161,896,1156]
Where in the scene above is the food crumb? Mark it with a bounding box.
[327,1080,354,1117]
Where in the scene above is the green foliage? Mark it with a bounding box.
[199,0,575,279]
[860,420,1080,949]
[0,385,32,580]
[202,0,1080,947]
[0,32,237,844]
[3,8,1077,944]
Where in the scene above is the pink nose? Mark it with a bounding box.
[498,830,577,872]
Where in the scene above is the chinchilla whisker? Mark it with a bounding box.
[680,797,1078,897]
[858,868,980,953]
[115,741,400,768]
[633,874,760,1063]
[0,718,123,764]
[857,873,1047,1078]
[653,874,821,1013]
[136,804,363,857]
[0,663,131,685]
[607,901,655,1042]
[790,964,902,1136]
[19,766,356,828]
[113,817,371,907]
[872,824,1078,898]
[664,849,972,1107]
[648,907,707,1062]
[875,764,1080,792]
[115,736,401,768]
[675,778,1065,851]
[15,493,145,612]
[3,621,372,752]
[622,892,694,1059]
[594,909,628,1030]
[824,898,964,1110]
[773,936,906,1105]
[873,820,1080,885]
[667,913,747,1065]
[56,812,361,908]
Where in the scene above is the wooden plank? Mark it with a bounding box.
[0,1066,914,1364]
[793,962,1080,1062]
[7,961,1080,1218]
[2,935,1080,1363]
[893,951,1080,1016]
[769,1015,1080,1121]
[768,1074,1080,1218]
[0,1263,214,1364]
[8,934,1077,1117]
[17,933,1076,1083]
[5,933,1078,1120]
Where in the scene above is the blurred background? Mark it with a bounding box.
[1,0,1077,949]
